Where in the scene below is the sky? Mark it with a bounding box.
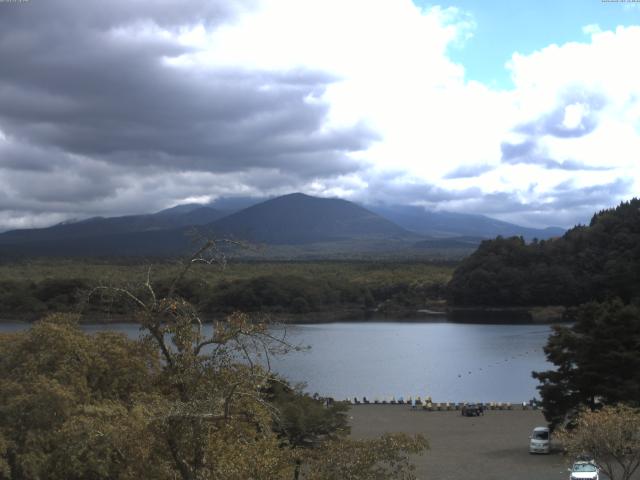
[0,0,639,231]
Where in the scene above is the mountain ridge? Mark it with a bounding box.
[366,204,564,240]
[0,207,225,245]
[206,193,414,245]
[0,193,566,257]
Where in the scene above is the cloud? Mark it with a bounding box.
[500,140,537,161]
[443,164,495,179]
[421,177,633,228]
[0,0,249,34]
[516,90,607,138]
[546,177,633,209]
[0,22,373,173]
[0,0,377,228]
[0,1,639,231]
[499,140,613,171]
[582,24,602,35]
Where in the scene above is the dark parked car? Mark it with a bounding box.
[461,403,483,416]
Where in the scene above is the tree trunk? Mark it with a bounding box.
[293,458,301,480]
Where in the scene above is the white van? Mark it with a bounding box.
[529,426,550,454]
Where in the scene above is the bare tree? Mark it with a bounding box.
[87,238,296,480]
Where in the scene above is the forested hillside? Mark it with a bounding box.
[0,260,451,321]
[447,198,640,307]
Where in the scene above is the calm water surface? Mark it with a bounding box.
[0,320,553,403]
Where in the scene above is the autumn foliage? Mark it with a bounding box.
[557,404,640,480]
[0,242,427,479]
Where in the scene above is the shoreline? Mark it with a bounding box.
[0,305,569,326]
[0,305,567,325]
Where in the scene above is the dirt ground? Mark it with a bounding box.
[349,405,577,480]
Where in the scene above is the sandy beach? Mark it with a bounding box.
[349,405,571,480]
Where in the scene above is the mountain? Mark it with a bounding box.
[0,193,566,258]
[0,193,415,256]
[207,196,265,213]
[153,203,207,217]
[366,204,565,240]
[413,236,486,249]
[207,193,413,244]
[0,206,225,246]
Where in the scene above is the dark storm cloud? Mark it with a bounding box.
[0,0,249,34]
[0,31,370,174]
[0,0,376,228]
[0,156,120,206]
[0,141,58,172]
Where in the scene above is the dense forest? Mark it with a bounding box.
[447,198,640,307]
[0,261,451,321]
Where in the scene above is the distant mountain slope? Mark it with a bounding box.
[208,193,413,244]
[0,193,415,256]
[207,196,265,213]
[413,236,485,249]
[153,203,204,216]
[367,204,565,240]
[0,227,198,257]
[0,206,225,245]
[0,193,569,258]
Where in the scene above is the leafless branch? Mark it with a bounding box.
[145,265,157,307]
[167,239,215,299]
[258,341,271,373]
[194,337,220,356]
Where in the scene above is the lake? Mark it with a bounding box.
[0,320,554,403]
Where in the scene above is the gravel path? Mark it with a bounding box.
[349,405,571,480]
